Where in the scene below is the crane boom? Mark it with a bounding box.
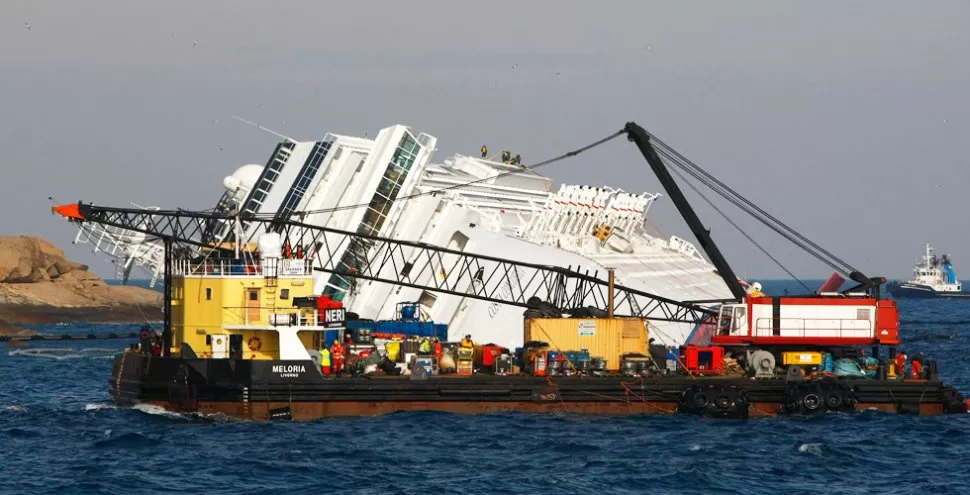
[51,202,722,324]
[623,122,747,301]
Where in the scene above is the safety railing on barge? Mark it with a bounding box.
[171,258,312,277]
[752,317,873,339]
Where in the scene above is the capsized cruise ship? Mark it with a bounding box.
[71,124,733,347]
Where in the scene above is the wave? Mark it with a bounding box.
[797,442,825,456]
[8,348,120,360]
[94,431,161,449]
[132,403,185,418]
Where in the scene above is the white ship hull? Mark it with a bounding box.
[70,123,731,348]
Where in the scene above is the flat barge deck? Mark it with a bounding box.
[114,353,968,420]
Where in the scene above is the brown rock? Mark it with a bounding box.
[0,235,162,324]
[0,236,86,283]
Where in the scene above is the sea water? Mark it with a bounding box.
[1,280,969,494]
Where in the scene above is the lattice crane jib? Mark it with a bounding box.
[51,202,719,325]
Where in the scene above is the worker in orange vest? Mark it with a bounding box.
[433,338,443,369]
[330,340,345,374]
[911,355,922,380]
[894,352,907,379]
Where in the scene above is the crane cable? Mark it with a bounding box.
[277,129,627,217]
[649,134,859,275]
[666,161,813,293]
[655,145,849,277]
[648,136,859,277]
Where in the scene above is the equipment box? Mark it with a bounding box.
[457,360,473,376]
[684,346,724,374]
[416,357,435,375]
[495,355,514,375]
[782,351,822,366]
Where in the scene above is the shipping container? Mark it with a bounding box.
[346,320,376,331]
[524,318,649,371]
[374,321,448,340]
[320,329,342,348]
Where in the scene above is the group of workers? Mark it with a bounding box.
[894,350,926,380]
[860,348,927,379]
[317,334,462,376]
[137,325,163,357]
[480,145,522,166]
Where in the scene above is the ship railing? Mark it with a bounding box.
[171,258,312,277]
[751,317,874,339]
[225,306,324,327]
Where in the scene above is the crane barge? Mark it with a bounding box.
[51,122,967,419]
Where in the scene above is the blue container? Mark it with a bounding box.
[346,320,376,331]
[514,347,524,369]
[321,329,341,348]
[370,320,449,340]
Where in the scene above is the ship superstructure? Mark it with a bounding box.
[67,124,732,346]
[887,244,968,299]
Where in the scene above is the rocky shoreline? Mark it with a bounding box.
[0,235,163,335]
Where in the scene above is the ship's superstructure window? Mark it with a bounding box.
[275,139,333,224]
[240,141,296,219]
[325,131,422,300]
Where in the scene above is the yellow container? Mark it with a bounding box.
[782,351,822,366]
[523,317,649,371]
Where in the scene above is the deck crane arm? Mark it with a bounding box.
[51,202,720,327]
[623,122,748,301]
[622,122,886,299]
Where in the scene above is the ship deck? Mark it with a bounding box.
[112,353,968,421]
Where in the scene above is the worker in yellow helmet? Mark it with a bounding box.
[460,334,474,348]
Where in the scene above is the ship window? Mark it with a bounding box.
[325,131,422,298]
[280,288,290,300]
[205,288,212,300]
[733,307,746,330]
[856,308,871,320]
[249,291,259,301]
[718,311,732,335]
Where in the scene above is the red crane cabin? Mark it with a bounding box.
[711,294,900,347]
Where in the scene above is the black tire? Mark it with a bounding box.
[715,394,733,410]
[691,392,709,408]
[803,393,821,411]
[825,391,843,409]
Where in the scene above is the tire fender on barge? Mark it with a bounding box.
[678,384,749,419]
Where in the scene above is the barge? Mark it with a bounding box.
[114,354,967,420]
[54,121,968,420]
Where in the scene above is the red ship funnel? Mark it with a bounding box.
[817,272,845,293]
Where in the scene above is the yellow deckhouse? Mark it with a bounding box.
[168,234,344,361]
